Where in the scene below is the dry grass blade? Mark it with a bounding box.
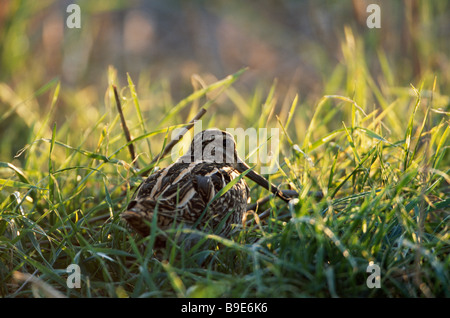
[113,85,138,167]
[13,271,66,298]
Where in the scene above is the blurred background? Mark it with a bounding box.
[0,0,449,162]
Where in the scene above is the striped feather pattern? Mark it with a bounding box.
[122,129,251,250]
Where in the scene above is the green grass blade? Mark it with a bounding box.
[403,84,422,171]
[0,162,30,184]
[0,179,45,190]
[48,123,57,203]
[127,73,152,160]
[159,68,247,126]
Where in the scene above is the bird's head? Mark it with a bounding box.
[177,129,239,165]
[177,129,289,202]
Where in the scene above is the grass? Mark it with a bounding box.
[1,11,449,298]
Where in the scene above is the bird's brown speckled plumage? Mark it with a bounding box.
[122,129,286,251]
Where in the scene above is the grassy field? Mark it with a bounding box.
[0,2,449,298]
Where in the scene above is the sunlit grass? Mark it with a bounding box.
[0,8,449,298]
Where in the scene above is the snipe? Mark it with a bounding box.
[122,129,288,251]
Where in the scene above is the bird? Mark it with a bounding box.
[122,129,288,252]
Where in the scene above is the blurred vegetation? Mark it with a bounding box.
[0,0,449,298]
[1,1,449,162]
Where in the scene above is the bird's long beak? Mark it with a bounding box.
[236,161,290,202]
